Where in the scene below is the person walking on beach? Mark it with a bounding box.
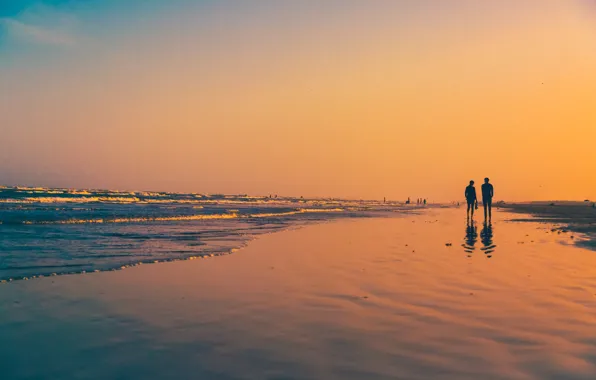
[465,180,477,218]
[481,178,494,221]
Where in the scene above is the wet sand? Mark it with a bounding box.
[499,202,596,249]
[2,208,596,379]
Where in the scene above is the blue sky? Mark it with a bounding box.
[0,0,199,57]
[0,0,54,17]
[0,0,186,17]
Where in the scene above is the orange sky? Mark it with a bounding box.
[1,1,595,201]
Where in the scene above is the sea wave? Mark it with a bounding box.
[12,208,344,225]
[0,186,403,281]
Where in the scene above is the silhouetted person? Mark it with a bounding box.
[481,178,494,221]
[423,199,427,205]
[465,180,477,218]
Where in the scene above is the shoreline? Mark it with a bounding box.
[0,186,431,283]
[498,202,596,249]
[0,209,424,284]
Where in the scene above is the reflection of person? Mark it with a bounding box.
[480,222,493,246]
[465,180,477,218]
[481,178,494,221]
[465,219,478,249]
[480,221,495,258]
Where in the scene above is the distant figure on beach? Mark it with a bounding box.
[423,199,427,205]
[481,178,494,220]
[407,197,411,204]
[465,180,477,218]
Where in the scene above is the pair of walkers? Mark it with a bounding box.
[465,178,494,220]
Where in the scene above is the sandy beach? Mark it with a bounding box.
[2,208,596,380]
[499,202,596,250]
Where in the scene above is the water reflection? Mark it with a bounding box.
[462,220,478,256]
[480,222,496,258]
[463,220,496,258]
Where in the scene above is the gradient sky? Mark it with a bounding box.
[1,0,595,201]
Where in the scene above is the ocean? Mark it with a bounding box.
[0,186,402,281]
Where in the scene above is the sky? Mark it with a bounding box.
[1,0,595,201]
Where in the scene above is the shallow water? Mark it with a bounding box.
[1,208,596,380]
[0,186,402,280]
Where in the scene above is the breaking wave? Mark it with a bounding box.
[0,186,408,281]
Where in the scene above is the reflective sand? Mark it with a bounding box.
[1,208,596,380]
